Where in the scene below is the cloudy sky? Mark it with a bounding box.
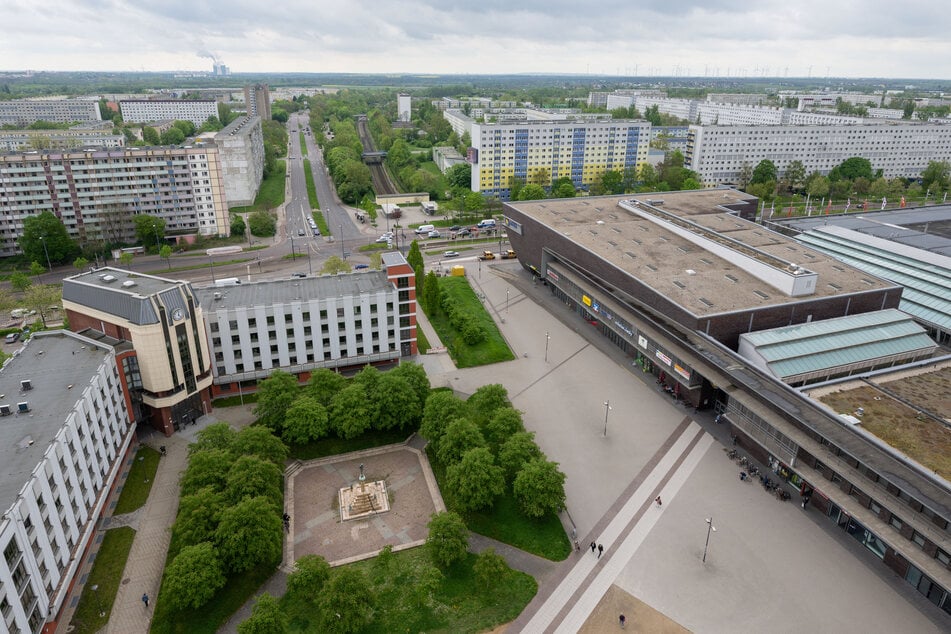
[2,0,949,78]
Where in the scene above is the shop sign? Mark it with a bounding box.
[638,335,648,349]
[547,268,560,282]
[655,350,672,366]
[674,363,691,380]
[503,216,522,235]
[582,295,592,307]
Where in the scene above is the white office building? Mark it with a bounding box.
[0,331,134,632]
[119,100,218,127]
[397,94,412,123]
[0,100,102,127]
[686,122,951,185]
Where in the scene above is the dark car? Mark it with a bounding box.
[297,229,305,236]
[354,264,370,270]
[449,225,462,232]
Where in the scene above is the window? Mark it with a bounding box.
[912,531,926,547]
[889,515,903,531]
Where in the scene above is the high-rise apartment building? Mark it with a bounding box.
[397,93,412,123]
[0,128,124,152]
[119,100,218,127]
[243,84,271,121]
[470,119,650,198]
[211,116,264,207]
[0,100,102,127]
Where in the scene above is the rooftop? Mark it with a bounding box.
[0,331,113,514]
[63,267,195,326]
[506,190,896,317]
[194,271,394,311]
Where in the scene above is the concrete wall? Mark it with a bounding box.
[215,116,264,208]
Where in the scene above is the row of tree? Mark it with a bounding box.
[253,364,431,446]
[158,424,288,612]
[420,385,567,520]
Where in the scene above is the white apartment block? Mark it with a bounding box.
[443,110,476,138]
[119,100,218,127]
[706,93,773,106]
[0,129,124,152]
[212,116,264,208]
[471,119,651,198]
[0,145,229,256]
[0,331,134,632]
[0,100,102,127]
[196,253,417,389]
[397,93,412,123]
[686,122,951,186]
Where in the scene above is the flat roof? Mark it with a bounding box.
[0,331,112,514]
[63,268,194,326]
[506,190,895,317]
[194,271,394,312]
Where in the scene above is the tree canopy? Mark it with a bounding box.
[512,458,567,518]
[20,211,76,265]
[426,511,469,569]
[159,542,226,611]
[446,447,505,512]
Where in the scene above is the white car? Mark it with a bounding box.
[443,250,460,258]
[376,233,393,243]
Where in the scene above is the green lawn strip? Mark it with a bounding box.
[144,257,254,275]
[426,276,514,368]
[212,393,260,408]
[298,132,307,156]
[176,245,268,257]
[358,243,389,253]
[150,546,279,634]
[113,446,161,514]
[230,161,287,213]
[288,428,410,461]
[311,211,328,235]
[302,159,320,210]
[416,325,431,354]
[281,548,536,634]
[69,527,136,634]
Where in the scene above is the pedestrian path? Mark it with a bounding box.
[512,419,713,632]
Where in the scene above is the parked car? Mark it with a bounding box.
[456,228,471,237]
[5,332,20,344]
[291,272,307,278]
[501,249,518,259]
[443,250,460,258]
[297,229,305,236]
[449,225,462,232]
[354,264,370,270]
[428,230,441,239]
[375,234,393,243]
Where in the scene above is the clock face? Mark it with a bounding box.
[172,308,186,321]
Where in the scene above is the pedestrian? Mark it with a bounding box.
[574,539,581,552]
[159,445,166,456]
[597,543,604,558]
[141,592,149,607]
[619,613,626,628]
[590,541,597,554]
[655,495,662,507]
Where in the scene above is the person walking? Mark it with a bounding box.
[141,592,149,607]
[597,543,604,558]
[590,541,597,554]
[655,495,663,507]
[619,613,626,628]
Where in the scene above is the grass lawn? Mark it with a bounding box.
[311,211,329,235]
[230,160,287,213]
[281,548,536,634]
[145,257,254,275]
[212,393,260,408]
[427,276,514,368]
[427,447,570,561]
[298,132,307,156]
[303,159,320,210]
[416,325,430,353]
[113,446,160,514]
[69,527,136,634]
[288,427,411,461]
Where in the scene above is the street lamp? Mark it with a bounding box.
[290,234,296,261]
[39,236,52,278]
[339,224,344,258]
[545,331,550,363]
[703,517,717,563]
[505,288,509,313]
[602,400,612,437]
[91,583,104,617]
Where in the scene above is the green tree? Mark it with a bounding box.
[24,284,61,327]
[20,210,76,265]
[473,548,509,589]
[834,157,874,181]
[190,422,237,454]
[237,593,286,634]
[9,272,31,292]
[436,418,485,465]
[159,542,226,611]
[215,496,283,574]
[446,163,472,189]
[174,486,224,547]
[316,568,376,634]
[498,431,544,483]
[281,396,330,444]
[232,425,289,466]
[219,103,238,126]
[142,126,160,145]
[784,160,806,192]
[420,391,468,451]
[180,449,232,495]
[736,162,753,189]
[29,260,45,279]
[517,183,546,201]
[286,554,331,599]
[253,370,299,433]
[446,447,505,512]
[73,256,89,270]
[921,160,951,192]
[389,361,430,409]
[551,177,576,198]
[412,564,443,609]
[807,175,831,198]
[600,170,625,194]
[133,214,165,249]
[172,119,196,137]
[406,240,424,283]
[484,407,525,450]
[329,383,373,439]
[422,270,441,314]
[320,255,351,275]
[225,456,283,507]
[248,210,277,237]
[374,372,421,430]
[161,127,186,145]
[467,384,510,426]
[160,244,173,269]
[513,458,567,518]
[307,368,347,407]
[750,160,777,185]
[270,108,289,124]
[426,511,469,569]
[231,214,246,237]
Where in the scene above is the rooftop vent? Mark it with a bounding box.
[213,292,222,300]
[17,402,29,413]
[102,275,117,283]
[0,404,10,416]
[20,379,32,391]
[122,280,137,288]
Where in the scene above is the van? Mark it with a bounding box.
[415,224,435,235]
[477,219,497,229]
[214,278,242,287]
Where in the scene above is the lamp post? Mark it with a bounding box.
[703,517,717,563]
[290,234,296,261]
[602,400,612,437]
[545,331,550,363]
[39,236,52,279]
[505,288,509,313]
[339,224,345,258]
[210,257,216,283]
[91,583,104,617]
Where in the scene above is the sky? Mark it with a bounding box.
[2,0,950,79]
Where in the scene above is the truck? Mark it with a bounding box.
[501,249,518,259]
[479,250,496,260]
[214,277,242,287]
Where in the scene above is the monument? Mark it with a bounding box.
[339,462,390,521]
